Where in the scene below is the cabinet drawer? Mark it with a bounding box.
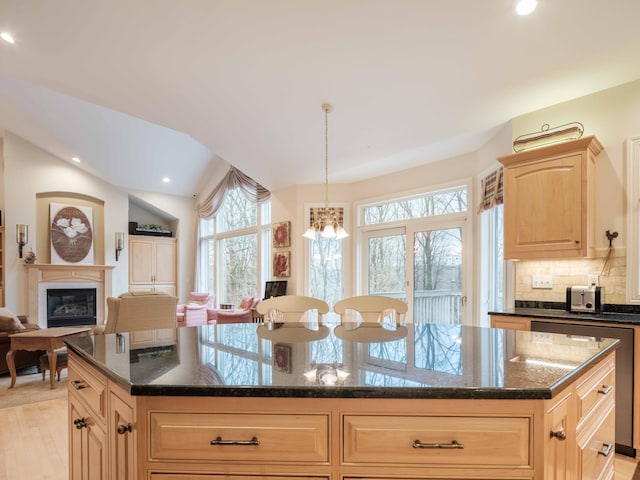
[67,360,107,423]
[579,405,615,480]
[576,357,615,424]
[150,412,329,463]
[343,415,530,466]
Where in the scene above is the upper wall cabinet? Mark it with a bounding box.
[497,136,603,260]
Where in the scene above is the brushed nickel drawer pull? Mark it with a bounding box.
[597,385,613,395]
[70,380,87,390]
[412,439,464,449]
[598,443,613,457]
[550,428,567,440]
[210,436,260,446]
[117,423,132,435]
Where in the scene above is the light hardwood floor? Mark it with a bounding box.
[0,396,637,480]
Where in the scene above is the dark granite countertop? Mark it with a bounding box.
[65,321,619,400]
[490,307,640,325]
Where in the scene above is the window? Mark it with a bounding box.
[198,188,271,305]
[358,183,470,325]
[479,203,504,325]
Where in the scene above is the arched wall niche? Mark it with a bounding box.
[35,191,105,264]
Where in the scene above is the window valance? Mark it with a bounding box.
[477,167,503,214]
[196,166,270,219]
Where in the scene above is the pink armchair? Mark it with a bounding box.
[208,296,261,324]
[177,292,215,327]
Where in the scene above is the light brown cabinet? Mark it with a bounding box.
[69,352,138,480]
[68,349,617,480]
[129,235,176,295]
[109,383,137,480]
[68,356,108,480]
[497,136,602,259]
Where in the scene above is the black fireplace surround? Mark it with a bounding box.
[47,288,97,328]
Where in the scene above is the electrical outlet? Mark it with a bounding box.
[532,275,553,289]
[532,331,553,344]
[588,274,599,286]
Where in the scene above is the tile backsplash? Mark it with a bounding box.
[515,253,626,305]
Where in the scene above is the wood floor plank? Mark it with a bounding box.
[0,399,68,480]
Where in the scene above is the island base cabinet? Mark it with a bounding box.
[110,388,137,480]
[69,394,108,480]
[578,402,615,480]
[544,393,574,480]
[68,351,617,480]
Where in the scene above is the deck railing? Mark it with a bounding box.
[371,290,461,325]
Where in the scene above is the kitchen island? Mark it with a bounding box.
[65,322,619,480]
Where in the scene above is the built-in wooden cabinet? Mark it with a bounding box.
[492,313,631,459]
[109,383,137,480]
[497,136,602,259]
[68,355,108,480]
[129,235,176,295]
[69,352,138,480]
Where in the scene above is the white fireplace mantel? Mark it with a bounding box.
[25,264,115,328]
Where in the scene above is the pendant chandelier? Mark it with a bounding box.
[303,103,349,240]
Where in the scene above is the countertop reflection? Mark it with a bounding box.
[65,321,618,400]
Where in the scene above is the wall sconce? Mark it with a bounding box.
[115,232,124,261]
[16,224,28,258]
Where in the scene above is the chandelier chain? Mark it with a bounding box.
[324,103,330,208]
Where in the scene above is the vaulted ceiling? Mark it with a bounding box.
[1,1,639,197]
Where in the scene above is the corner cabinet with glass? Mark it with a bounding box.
[498,136,602,260]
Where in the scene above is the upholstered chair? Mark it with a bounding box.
[94,291,179,334]
[209,296,260,324]
[177,292,215,327]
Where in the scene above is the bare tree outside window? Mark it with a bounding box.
[198,188,269,307]
[309,237,343,309]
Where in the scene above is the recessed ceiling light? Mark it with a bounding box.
[0,32,15,44]
[162,177,171,183]
[515,0,537,15]
[71,157,80,163]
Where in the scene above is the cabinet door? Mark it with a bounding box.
[129,239,154,284]
[69,395,107,480]
[110,391,136,480]
[545,393,574,480]
[154,240,176,284]
[504,153,584,259]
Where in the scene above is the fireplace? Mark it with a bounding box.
[46,288,97,328]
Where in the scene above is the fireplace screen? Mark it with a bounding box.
[46,288,97,327]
